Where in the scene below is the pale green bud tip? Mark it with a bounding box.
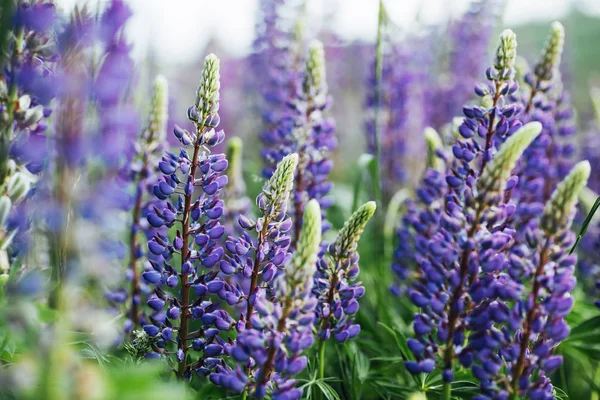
[265,153,299,210]
[543,160,591,234]
[149,75,169,140]
[196,53,221,113]
[300,200,322,248]
[271,153,298,187]
[293,199,322,276]
[478,122,542,197]
[304,40,326,94]
[336,201,376,258]
[424,127,443,171]
[494,29,517,76]
[535,21,565,81]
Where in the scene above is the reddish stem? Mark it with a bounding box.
[177,141,202,377]
[510,239,550,396]
[478,81,503,175]
[246,219,270,329]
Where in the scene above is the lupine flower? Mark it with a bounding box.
[105,75,169,333]
[221,152,298,329]
[253,0,303,178]
[210,153,299,393]
[390,127,446,296]
[142,54,232,379]
[43,7,95,309]
[467,161,589,400]
[432,0,503,130]
[365,32,432,197]
[261,40,336,243]
[62,0,139,296]
[513,22,573,210]
[290,40,336,240]
[0,0,58,267]
[314,201,376,346]
[391,29,522,299]
[213,199,322,399]
[93,0,137,168]
[404,122,542,384]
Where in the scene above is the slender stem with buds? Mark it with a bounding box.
[177,139,202,377]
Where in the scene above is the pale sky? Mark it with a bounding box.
[58,0,600,64]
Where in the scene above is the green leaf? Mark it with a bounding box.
[377,322,414,361]
[569,315,600,337]
[315,380,341,400]
[570,195,600,254]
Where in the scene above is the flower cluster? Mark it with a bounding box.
[261,40,337,242]
[467,161,589,399]
[253,0,303,178]
[396,21,593,400]
[512,22,573,210]
[105,75,169,333]
[404,122,542,380]
[432,0,503,130]
[141,54,233,379]
[314,201,376,344]
[213,197,322,400]
[0,0,58,272]
[365,31,432,198]
[391,29,521,299]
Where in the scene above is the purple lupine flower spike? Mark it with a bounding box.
[254,0,304,180]
[468,161,589,399]
[432,0,503,130]
[290,40,336,242]
[211,154,298,395]
[213,199,322,399]
[223,152,298,331]
[105,75,168,334]
[512,22,571,210]
[365,29,432,198]
[390,127,446,296]
[142,54,232,379]
[404,122,541,390]
[314,201,375,350]
[391,29,521,301]
[0,0,58,269]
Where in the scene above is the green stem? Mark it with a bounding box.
[442,381,451,400]
[317,339,326,400]
[241,388,248,400]
[372,0,385,210]
[318,339,326,380]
